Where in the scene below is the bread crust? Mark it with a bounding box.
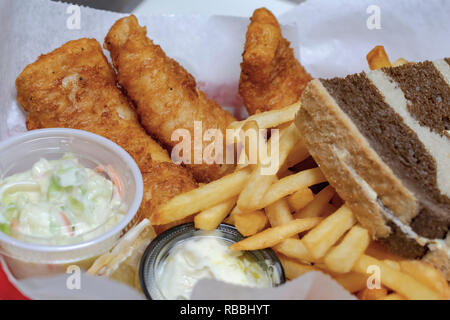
[295,79,418,237]
[422,234,450,280]
[296,79,450,279]
[105,15,235,183]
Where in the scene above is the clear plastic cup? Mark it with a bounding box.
[0,129,143,278]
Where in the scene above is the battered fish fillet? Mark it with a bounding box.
[239,8,312,114]
[104,15,236,183]
[15,38,197,233]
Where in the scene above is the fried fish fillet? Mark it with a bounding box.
[105,15,236,183]
[15,38,197,233]
[239,8,312,114]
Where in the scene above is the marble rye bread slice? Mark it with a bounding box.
[295,59,450,280]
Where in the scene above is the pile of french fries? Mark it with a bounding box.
[152,47,449,300]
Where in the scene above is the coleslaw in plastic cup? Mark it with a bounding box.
[0,129,143,278]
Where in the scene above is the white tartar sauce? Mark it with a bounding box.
[156,236,272,300]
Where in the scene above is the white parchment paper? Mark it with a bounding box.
[191,272,355,300]
[280,0,450,78]
[1,0,449,300]
[0,0,298,140]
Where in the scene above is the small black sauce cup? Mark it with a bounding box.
[139,223,285,300]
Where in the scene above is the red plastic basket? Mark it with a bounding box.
[0,263,29,300]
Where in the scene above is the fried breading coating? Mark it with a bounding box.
[105,15,236,183]
[239,8,312,114]
[15,38,197,230]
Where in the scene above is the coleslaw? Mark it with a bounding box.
[0,154,127,245]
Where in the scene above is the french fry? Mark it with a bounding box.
[237,125,281,211]
[152,167,251,225]
[332,272,368,293]
[366,45,391,70]
[194,197,237,231]
[392,58,408,67]
[302,205,356,260]
[357,286,389,300]
[277,123,302,170]
[236,153,248,171]
[225,205,243,225]
[287,187,314,212]
[323,225,370,273]
[312,262,329,271]
[294,185,335,218]
[265,198,294,227]
[278,141,310,176]
[237,123,301,211]
[273,238,314,263]
[277,254,317,280]
[236,166,276,211]
[383,259,401,270]
[366,46,408,69]
[234,210,268,236]
[276,121,292,131]
[259,168,327,209]
[381,293,406,300]
[399,260,450,299]
[223,216,234,225]
[236,120,260,170]
[228,102,301,131]
[230,217,322,251]
[352,255,443,300]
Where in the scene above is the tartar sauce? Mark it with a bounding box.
[156,236,272,300]
[0,154,126,244]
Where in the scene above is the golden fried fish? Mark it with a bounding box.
[15,38,197,233]
[105,15,236,183]
[239,8,312,114]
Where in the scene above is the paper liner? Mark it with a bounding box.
[87,219,156,290]
[1,0,449,300]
